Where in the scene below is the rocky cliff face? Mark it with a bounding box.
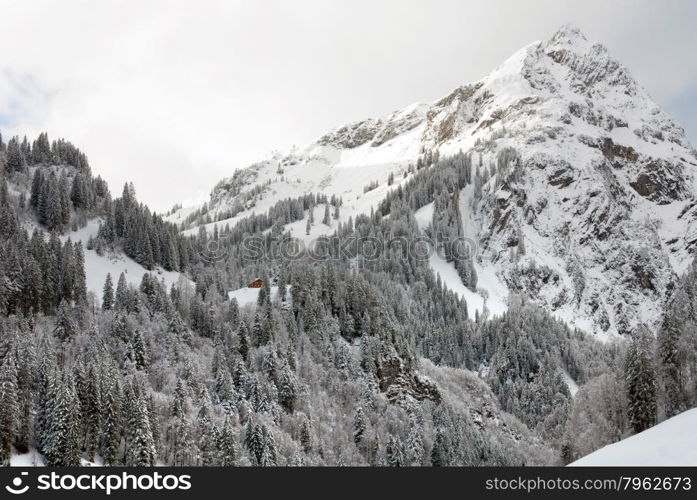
[169,25,697,337]
[441,25,697,336]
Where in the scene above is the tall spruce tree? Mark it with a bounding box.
[102,273,114,311]
[0,352,19,463]
[625,326,657,433]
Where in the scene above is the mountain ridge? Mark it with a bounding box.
[168,24,697,337]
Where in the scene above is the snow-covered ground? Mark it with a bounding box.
[571,408,697,466]
[9,450,44,467]
[10,449,103,467]
[414,201,508,319]
[562,370,579,396]
[228,285,290,308]
[62,219,191,302]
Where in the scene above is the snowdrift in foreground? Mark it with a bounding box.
[570,408,697,466]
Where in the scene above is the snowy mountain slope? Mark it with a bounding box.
[414,202,508,318]
[570,408,697,466]
[228,285,290,308]
[170,24,697,337]
[59,220,190,303]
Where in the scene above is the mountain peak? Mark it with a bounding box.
[548,23,588,45]
[172,25,697,338]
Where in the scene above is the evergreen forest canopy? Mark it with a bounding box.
[0,131,695,466]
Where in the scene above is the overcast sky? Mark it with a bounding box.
[0,0,695,212]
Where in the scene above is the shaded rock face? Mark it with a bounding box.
[438,26,697,337]
[317,105,426,149]
[376,352,440,404]
[629,160,689,205]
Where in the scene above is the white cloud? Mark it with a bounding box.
[0,0,695,211]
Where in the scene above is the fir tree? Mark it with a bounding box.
[244,422,264,465]
[353,407,366,444]
[100,377,122,466]
[625,326,657,434]
[81,364,101,459]
[46,375,81,466]
[237,321,250,362]
[115,273,129,311]
[54,300,77,342]
[127,330,148,370]
[277,363,297,412]
[657,309,689,418]
[128,392,156,466]
[430,427,449,467]
[218,417,238,466]
[0,353,19,463]
[323,203,330,226]
[300,416,312,453]
[73,242,87,305]
[6,137,25,173]
[102,273,114,311]
[386,435,404,466]
[259,425,277,466]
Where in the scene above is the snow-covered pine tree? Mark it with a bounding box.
[128,390,156,466]
[237,320,250,361]
[46,374,81,466]
[72,242,87,305]
[218,417,238,466]
[6,137,25,173]
[352,406,366,444]
[127,330,148,370]
[54,300,77,342]
[430,426,449,466]
[657,312,688,418]
[624,325,657,433]
[81,364,101,459]
[102,273,114,310]
[277,362,297,412]
[100,374,122,466]
[386,435,404,466]
[0,352,19,463]
[114,273,129,311]
[299,416,312,453]
[227,297,240,328]
[405,416,425,466]
[259,425,277,466]
[323,203,330,226]
[244,422,264,465]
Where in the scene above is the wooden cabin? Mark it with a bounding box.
[247,278,263,288]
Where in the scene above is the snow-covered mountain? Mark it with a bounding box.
[169,24,697,337]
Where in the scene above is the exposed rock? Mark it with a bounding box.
[376,352,441,404]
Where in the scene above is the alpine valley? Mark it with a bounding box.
[1,25,696,467]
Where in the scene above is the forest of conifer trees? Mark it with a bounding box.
[0,132,695,466]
